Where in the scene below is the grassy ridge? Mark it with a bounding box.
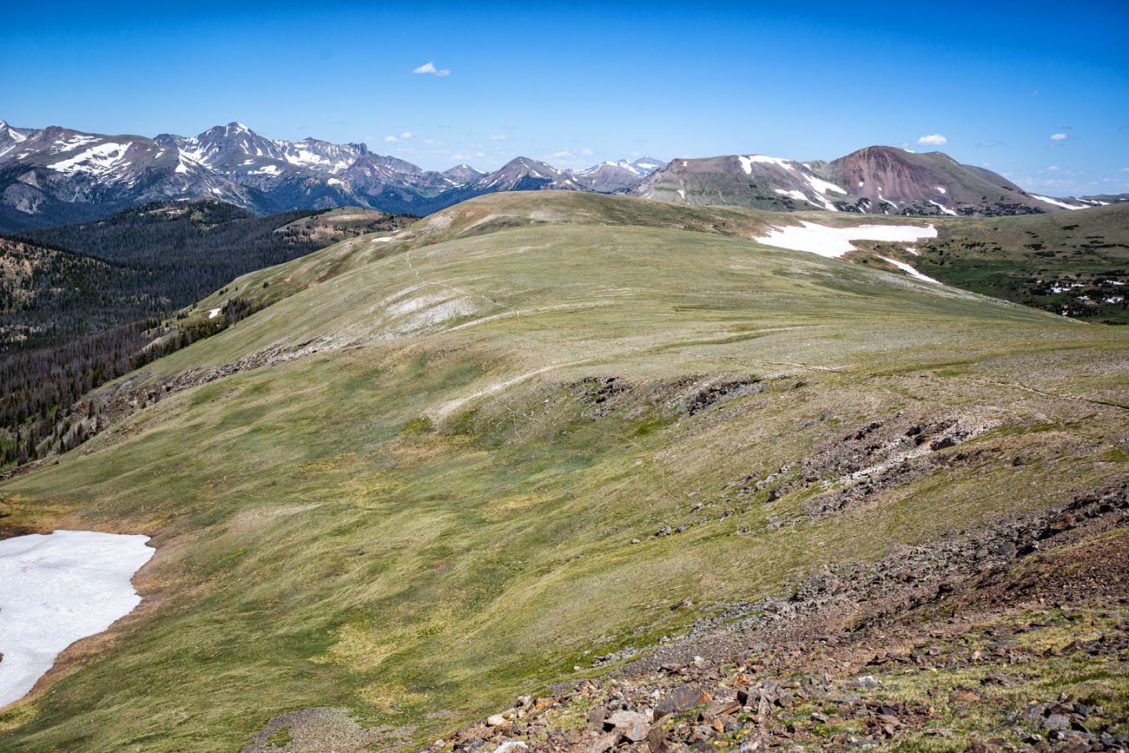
[0,193,1126,751]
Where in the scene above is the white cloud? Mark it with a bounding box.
[384,131,413,143]
[451,151,485,160]
[1050,133,1069,141]
[412,61,450,77]
[917,133,948,146]
[552,147,595,160]
[490,134,509,142]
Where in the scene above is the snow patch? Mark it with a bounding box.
[802,172,846,196]
[774,188,814,205]
[1031,194,1087,211]
[928,200,958,216]
[0,530,154,709]
[207,307,222,319]
[877,256,942,284]
[51,134,99,153]
[754,221,937,259]
[47,142,133,176]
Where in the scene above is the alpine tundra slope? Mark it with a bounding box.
[0,192,1126,752]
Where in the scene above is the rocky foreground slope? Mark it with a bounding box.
[403,483,1128,753]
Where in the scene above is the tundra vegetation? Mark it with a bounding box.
[0,192,1125,753]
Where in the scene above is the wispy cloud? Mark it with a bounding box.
[384,131,413,143]
[1050,133,1069,141]
[551,147,595,160]
[917,133,948,146]
[412,61,450,77]
[974,140,1003,148]
[490,134,509,142]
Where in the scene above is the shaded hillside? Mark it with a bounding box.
[0,236,158,350]
[0,200,414,467]
[21,200,409,304]
[0,192,1125,752]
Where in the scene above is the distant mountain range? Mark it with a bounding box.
[0,119,663,231]
[637,147,1120,216]
[1,118,1121,231]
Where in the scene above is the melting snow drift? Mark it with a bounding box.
[1030,194,1088,211]
[877,255,942,284]
[0,530,154,708]
[755,221,937,258]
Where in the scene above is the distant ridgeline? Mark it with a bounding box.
[0,119,663,232]
[3,118,1124,233]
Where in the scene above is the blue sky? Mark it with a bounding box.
[2,1,1126,195]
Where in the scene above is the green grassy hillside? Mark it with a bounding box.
[1,192,1126,752]
[912,204,1129,324]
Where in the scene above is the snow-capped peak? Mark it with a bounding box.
[579,157,664,178]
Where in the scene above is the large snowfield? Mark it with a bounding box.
[754,221,937,258]
[0,530,154,708]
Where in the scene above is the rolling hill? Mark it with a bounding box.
[0,192,1126,752]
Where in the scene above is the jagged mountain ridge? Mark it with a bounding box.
[0,122,255,230]
[636,146,1080,216]
[0,119,665,230]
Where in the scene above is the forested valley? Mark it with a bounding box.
[0,200,413,468]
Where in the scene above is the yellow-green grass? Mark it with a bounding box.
[1,193,1126,751]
